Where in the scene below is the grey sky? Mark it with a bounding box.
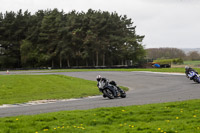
[1,0,200,48]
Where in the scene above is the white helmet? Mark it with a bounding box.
[185,66,189,70]
[96,75,101,81]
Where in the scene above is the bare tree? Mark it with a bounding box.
[146,48,186,59]
[187,51,200,60]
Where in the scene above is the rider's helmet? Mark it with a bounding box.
[185,66,189,70]
[96,75,101,81]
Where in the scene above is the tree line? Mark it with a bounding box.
[146,48,200,61]
[0,9,145,69]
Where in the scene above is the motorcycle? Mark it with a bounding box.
[188,71,200,83]
[97,79,126,99]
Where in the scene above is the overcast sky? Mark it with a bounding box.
[1,0,200,48]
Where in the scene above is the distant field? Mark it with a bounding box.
[184,60,200,67]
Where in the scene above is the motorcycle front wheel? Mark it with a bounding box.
[119,90,126,98]
[117,87,126,98]
[103,89,115,99]
[194,76,199,83]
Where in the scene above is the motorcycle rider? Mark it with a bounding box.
[185,66,198,78]
[96,75,107,97]
[96,75,119,97]
[96,75,106,84]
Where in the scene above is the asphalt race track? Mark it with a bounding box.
[0,71,200,117]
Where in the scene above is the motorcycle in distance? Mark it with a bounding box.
[188,71,200,83]
[97,78,126,99]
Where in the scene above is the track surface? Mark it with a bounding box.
[0,71,200,117]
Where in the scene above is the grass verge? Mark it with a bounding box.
[3,67,200,74]
[1,99,200,133]
[40,67,200,73]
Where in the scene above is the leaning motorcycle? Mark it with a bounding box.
[188,71,200,83]
[97,79,126,99]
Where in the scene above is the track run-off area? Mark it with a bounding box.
[0,71,200,117]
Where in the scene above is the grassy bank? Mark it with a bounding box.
[0,75,128,105]
[50,68,188,73]
[4,67,200,73]
[1,99,200,133]
[0,75,98,105]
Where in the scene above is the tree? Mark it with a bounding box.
[146,48,186,60]
[20,40,38,67]
[187,51,200,61]
[38,9,62,67]
[0,8,146,68]
[0,11,19,68]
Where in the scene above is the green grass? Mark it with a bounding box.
[0,69,200,132]
[0,75,99,105]
[0,75,128,105]
[5,67,200,73]
[1,99,200,133]
[184,60,200,67]
[46,68,192,73]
